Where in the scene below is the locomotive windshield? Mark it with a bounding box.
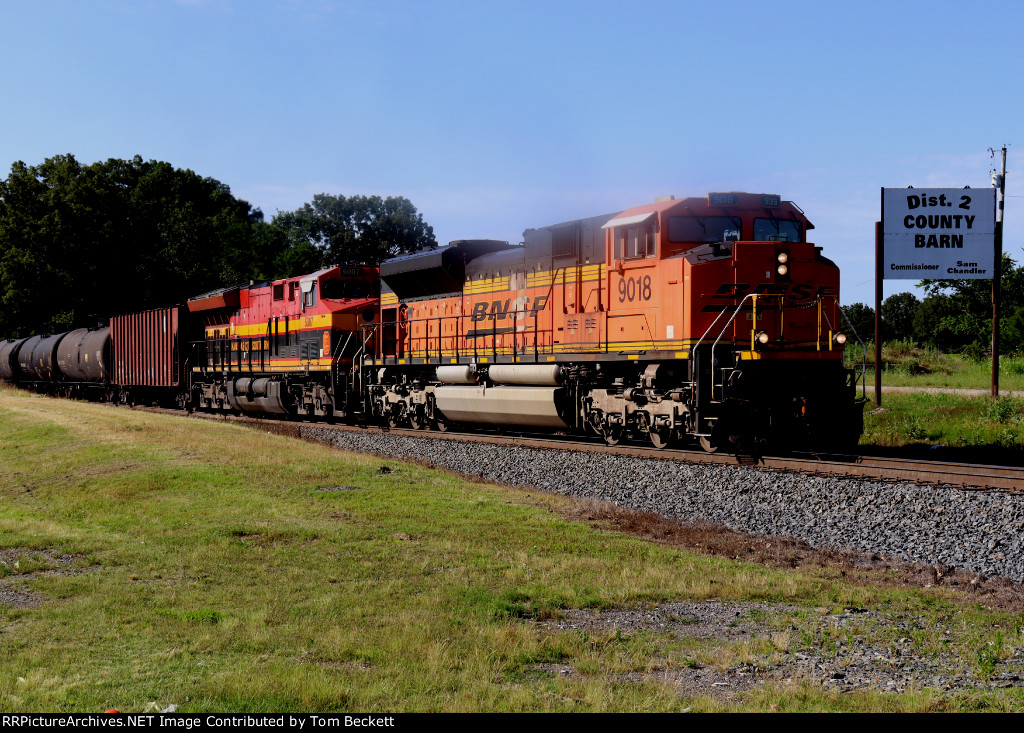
[668,216,741,243]
[754,218,802,242]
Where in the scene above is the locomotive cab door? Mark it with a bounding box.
[604,215,659,353]
[379,307,406,360]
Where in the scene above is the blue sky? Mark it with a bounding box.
[1,0,1020,305]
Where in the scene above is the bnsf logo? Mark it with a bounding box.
[471,296,548,322]
[713,284,836,300]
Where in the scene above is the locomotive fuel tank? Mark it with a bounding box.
[433,385,569,428]
[226,377,290,415]
[429,364,568,427]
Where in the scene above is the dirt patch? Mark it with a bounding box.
[230,532,315,548]
[537,660,762,700]
[619,664,764,700]
[0,584,45,610]
[536,600,787,700]
[558,498,1024,613]
[0,548,89,577]
[0,548,95,609]
[546,600,787,640]
[536,599,1024,698]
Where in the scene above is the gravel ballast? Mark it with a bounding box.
[301,427,1024,584]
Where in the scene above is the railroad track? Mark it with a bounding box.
[184,410,1024,492]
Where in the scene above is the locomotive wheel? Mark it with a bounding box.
[433,416,450,432]
[649,428,673,450]
[698,436,719,453]
[602,424,623,446]
[408,406,424,430]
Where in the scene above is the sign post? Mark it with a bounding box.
[991,146,1007,396]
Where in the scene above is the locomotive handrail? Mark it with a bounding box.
[356,322,382,415]
[820,294,868,399]
[697,293,853,403]
[365,313,554,365]
[708,293,784,400]
[330,330,356,412]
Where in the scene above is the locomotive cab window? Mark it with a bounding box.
[301,281,317,308]
[615,221,657,260]
[273,283,285,301]
[754,218,802,242]
[668,216,741,243]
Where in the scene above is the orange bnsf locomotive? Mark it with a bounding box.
[362,192,864,452]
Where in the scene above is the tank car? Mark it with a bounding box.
[1,327,113,399]
[361,192,865,453]
[0,337,30,383]
[18,333,67,384]
[57,327,112,397]
[186,265,379,419]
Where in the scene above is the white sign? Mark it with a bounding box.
[881,187,996,279]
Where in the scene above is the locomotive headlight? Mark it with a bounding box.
[834,332,848,345]
[775,249,791,280]
[755,331,770,345]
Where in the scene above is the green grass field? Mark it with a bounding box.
[839,342,1024,460]
[848,342,1024,392]
[862,391,1024,457]
[2,387,1024,712]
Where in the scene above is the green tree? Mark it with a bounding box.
[912,294,957,349]
[1002,305,1024,354]
[0,154,273,335]
[841,302,876,343]
[917,253,1024,353]
[880,292,920,342]
[272,193,436,268]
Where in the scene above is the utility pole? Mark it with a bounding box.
[991,145,1007,397]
